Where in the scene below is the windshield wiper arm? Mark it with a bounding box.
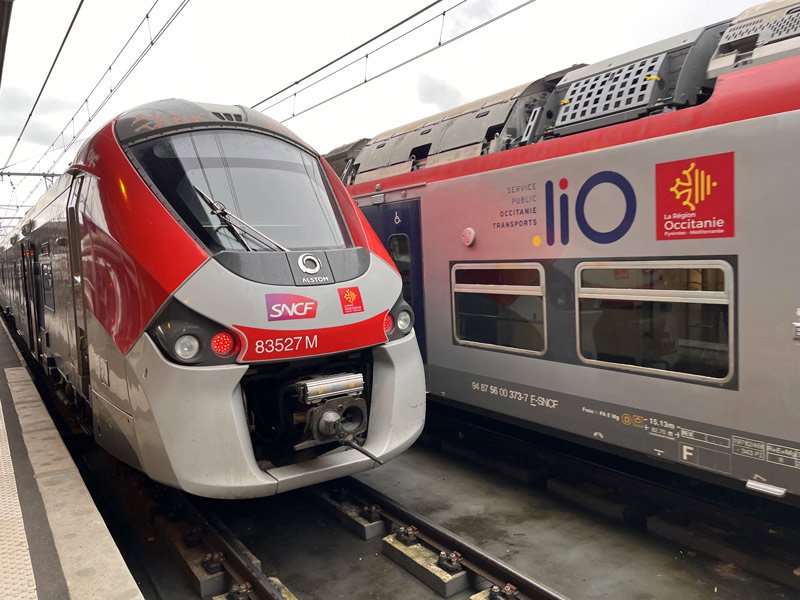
[193,185,289,252]
[193,185,253,251]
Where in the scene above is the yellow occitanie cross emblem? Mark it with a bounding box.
[343,289,358,304]
[669,162,718,211]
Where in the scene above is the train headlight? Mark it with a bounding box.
[174,335,201,361]
[396,310,412,333]
[149,299,242,366]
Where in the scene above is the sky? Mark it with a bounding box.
[0,0,759,222]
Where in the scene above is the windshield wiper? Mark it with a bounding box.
[193,185,289,252]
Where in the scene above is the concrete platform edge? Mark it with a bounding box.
[1,321,144,600]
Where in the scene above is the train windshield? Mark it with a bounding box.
[130,130,348,251]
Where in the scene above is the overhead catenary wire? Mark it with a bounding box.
[258,0,470,116]
[250,0,448,110]
[2,0,85,170]
[19,0,192,205]
[42,0,192,170]
[25,0,164,176]
[271,0,537,124]
[0,135,90,171]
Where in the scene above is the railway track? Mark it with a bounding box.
[323,477,571,600]
[79,451,575,600]
[24,343,800,598]
[425,403,800,593]
[180,498,287,600]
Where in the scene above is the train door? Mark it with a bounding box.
[12,256,25,335]
[20,240,43,358]
[65,176,90,398]
[360,199,426,360]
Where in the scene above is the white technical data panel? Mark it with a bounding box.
[0,386,38,600]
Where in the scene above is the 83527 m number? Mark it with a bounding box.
[253,335,319,355]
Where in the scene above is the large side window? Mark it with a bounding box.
[452,263,546,355]
[576,261,732,381]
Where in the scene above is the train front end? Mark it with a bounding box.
[109,101,425,498]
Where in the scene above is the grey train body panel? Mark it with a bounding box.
[332,0,800,500]
[414,110,800,495]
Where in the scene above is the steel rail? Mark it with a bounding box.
[181,496,286,600]
[345,477,571,600]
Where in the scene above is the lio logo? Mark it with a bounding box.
[543,171,636,246]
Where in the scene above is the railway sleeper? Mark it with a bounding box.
[309,486,387,540]
[83,449,293,600]
[315,480,568,600]
[311,484,485,597]
[381,533,476,598]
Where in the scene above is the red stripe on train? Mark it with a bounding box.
[349,56,800,197]
[234,311,389,362]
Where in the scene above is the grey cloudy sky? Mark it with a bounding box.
[0,0,757,212]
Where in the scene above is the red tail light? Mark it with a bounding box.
[210,331,237,357]
[383,314,395,335]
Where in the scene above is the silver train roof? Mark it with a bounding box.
[113,98,315,153]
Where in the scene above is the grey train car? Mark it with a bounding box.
[330,1,800,501]
[0,100,425,499]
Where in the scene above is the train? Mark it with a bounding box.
[325,0,800,501]
[0,99,426,499]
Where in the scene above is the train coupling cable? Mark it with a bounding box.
[321,410,385,465]
[339,433,385,465]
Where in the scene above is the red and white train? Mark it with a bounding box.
[328,0,800,501]
[0,99,425,499]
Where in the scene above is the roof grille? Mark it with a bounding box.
[211,111,243,122]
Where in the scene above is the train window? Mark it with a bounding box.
[130,129,349,252]
[452,263,546,355]
[42,263,55,310]
[576,261,733,382]
[388,234,414,305]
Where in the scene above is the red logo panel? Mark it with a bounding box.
[338,287,365,314]
[655,152,734,240]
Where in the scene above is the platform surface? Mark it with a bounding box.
[0,325,143,600]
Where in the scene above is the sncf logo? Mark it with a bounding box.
[266,294,318,321]
[543,171,636,246]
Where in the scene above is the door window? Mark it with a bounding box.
[388,234,414,305]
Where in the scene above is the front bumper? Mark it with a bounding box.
[124,331,425,498]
